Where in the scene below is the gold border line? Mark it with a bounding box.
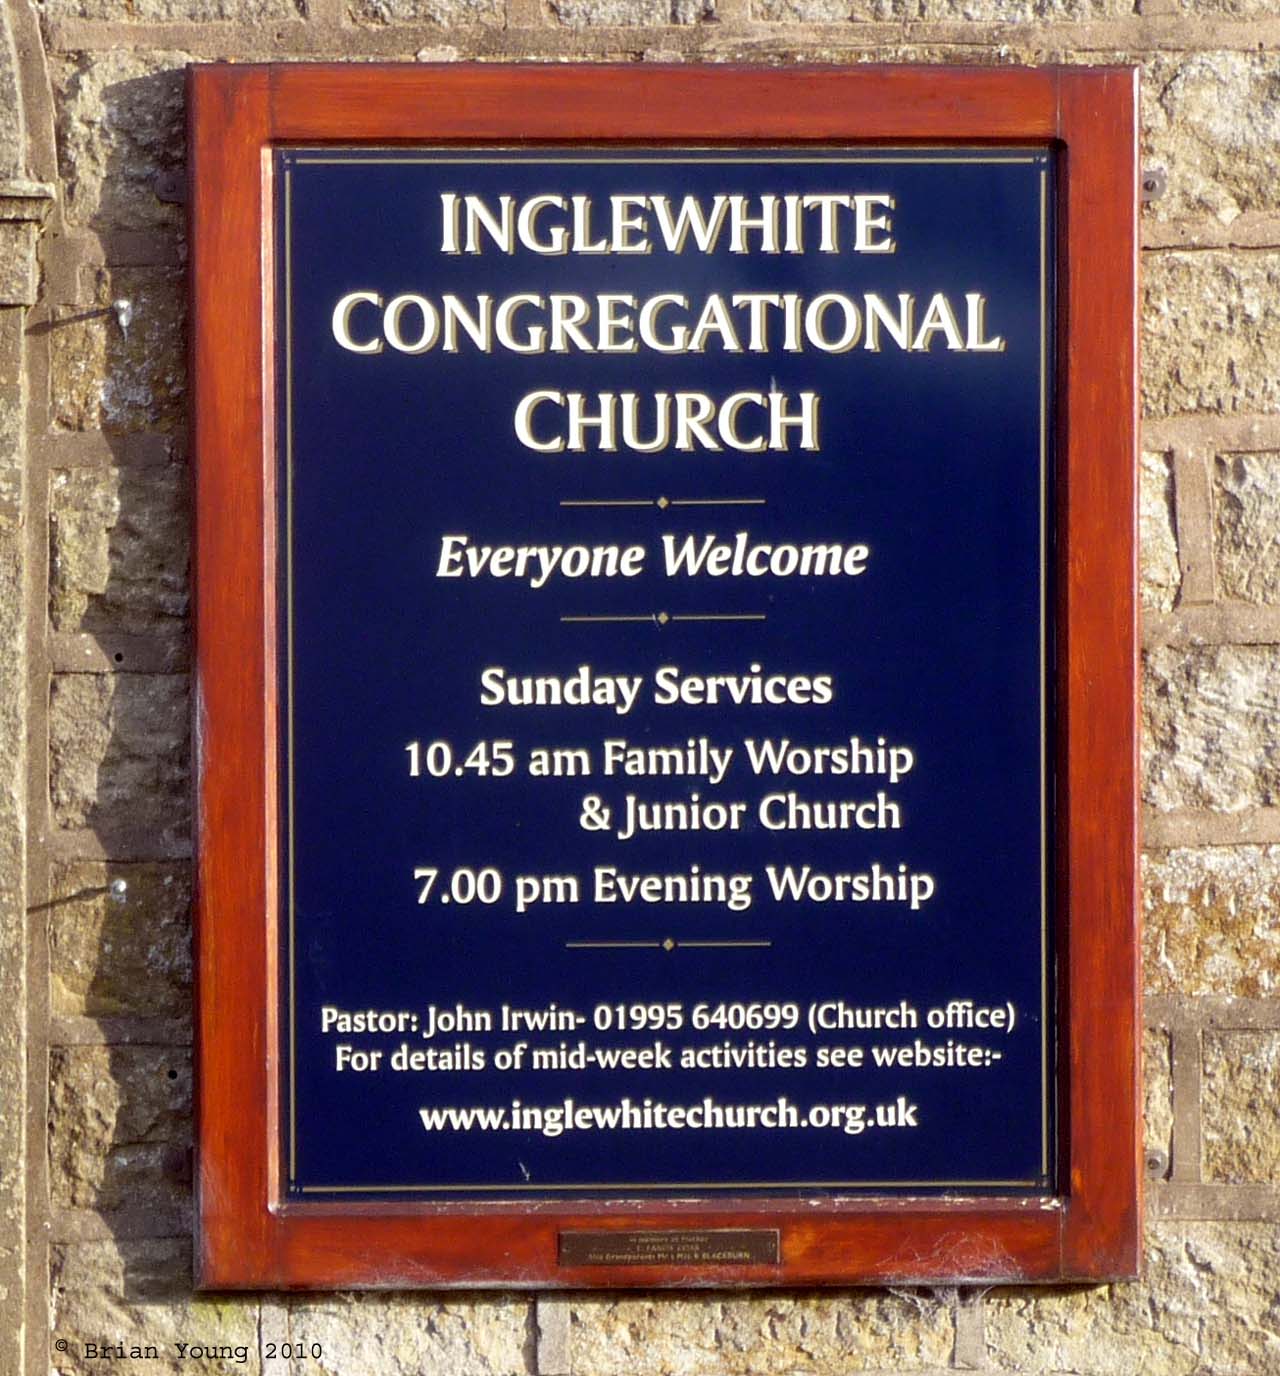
[300,1177,1047,1194]
[282,148,1055,1198]
[299,159,1039,166]
[1039,166,1050,1180]
[297,143,1046,154]
[297,154,1041,166]
[565,940,773,950]
[285,162,298,1185]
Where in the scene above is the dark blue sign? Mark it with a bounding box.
[277,148,1055,1198]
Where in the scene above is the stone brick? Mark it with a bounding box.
[349,0,502,22]
[55,51,190,233]
[1143,646,1280,812]
[1143,251,1280,418]
[1175,0,1280,12]
[0,316,22,512]
[985,1222,1280,1373]
[51,269,185,433]
[48,673,190,848]
[285,1294,530,1375]
[549,0,711,22]
[1203,1032,1280,1184]
[0,220,40,305]
[49,467,116,625]
[1140,450,1179,613]
[753,0,1126,18]
[1214,452,1280,605]
[48,1045,190,1212]
[52,1239,260,1376]
[0,15,22,178]
[50,465,189,634]
[0,313,28,1376]
[568,1293,954,1373]
[750,0,868,16]
[1144,53,1280,225]
[1144,1027,1172,1175]
[1144,847,1280,999]
[49,861,191,1018]
[48,0,298,18]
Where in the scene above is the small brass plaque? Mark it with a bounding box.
[559,1228,780,1268]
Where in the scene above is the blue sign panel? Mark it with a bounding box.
[277,148,1055,1198]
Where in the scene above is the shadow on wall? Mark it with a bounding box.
[41,57,216,1351]
[43,432,199,1320]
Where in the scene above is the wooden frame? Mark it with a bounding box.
[190,62,1139,1289]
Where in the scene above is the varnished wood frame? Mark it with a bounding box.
[190,63,1139,1289]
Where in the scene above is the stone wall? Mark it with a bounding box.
[2,0,1279,1371]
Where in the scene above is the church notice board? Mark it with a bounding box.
[189,64,1139,1289]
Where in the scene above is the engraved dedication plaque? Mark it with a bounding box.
[559,1231,781,1268]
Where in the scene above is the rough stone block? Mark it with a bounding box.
[1144,1026,1172,1175]
[568,1293,954,1372]
[1175,0,1280,12]
[1140,450,1179,613]
[1144,53,1280,225]
[50,465,189,634]
[49,467,117,619]
[1143,251,1280,418]
[549,0,711,21]
[0,220,40,305]
[751,0,877,15]
[284,1294,531,1375]
[754,0,1127,17]
[984,1222,1280,1373]
[52,1239,260,1375]
[947,0,1131,11]
[48,0,298,17]
[349,0,502,22]
[55,52,190,233]
[1203,1031,1280,1184]
[51,269,185,433]
[1213,451,1280,604]
[1143,646,1280,812]
[49,860,191,1018]
[1144,847,1280,999]
[0,407,26,1373]
[0,315,22,511]
[48,673,190,847]
[48,1044,190,1211]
